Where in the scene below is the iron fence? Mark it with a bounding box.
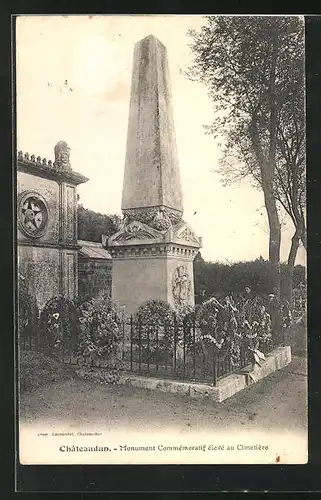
[122,317,281,386]
[19,314,283,387]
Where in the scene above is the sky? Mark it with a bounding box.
[16,15,306,265]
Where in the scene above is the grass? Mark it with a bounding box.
[19,349,76,393]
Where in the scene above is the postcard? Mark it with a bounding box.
[16,14,307,467]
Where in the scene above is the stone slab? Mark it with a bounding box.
[76,346,292,403]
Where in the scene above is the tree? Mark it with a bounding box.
[273,76,306,304]
[186,15,305,300]
[77,205,121,242]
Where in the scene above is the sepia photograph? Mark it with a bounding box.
[16,14,307,465]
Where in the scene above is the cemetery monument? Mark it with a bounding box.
[107,34,201,314]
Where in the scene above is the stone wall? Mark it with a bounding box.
[18,245,60,311]
[78,259,112,301]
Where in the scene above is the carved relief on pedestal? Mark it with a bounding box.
[123,206,182,231]
[172,265,191,307]
[175,225,200,245]
[111,221,161,243]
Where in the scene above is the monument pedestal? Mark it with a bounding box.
[108,220,201,315]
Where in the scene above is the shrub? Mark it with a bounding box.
[77,206,121,242]
[292,282,306,324]
[19,349,75,393]
[78,291,123,367]
[194,256,306,303]
[134,300,176,362]
[135,299,175,324]
[18,274,39,341]
[177,305,200,353]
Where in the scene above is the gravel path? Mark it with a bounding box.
[20,356,307,434]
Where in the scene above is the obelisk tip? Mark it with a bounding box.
[138,33,166,48]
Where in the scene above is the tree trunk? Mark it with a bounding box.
[265,28,281,298]
[263,184,281,298]
[283,228,300,307]
[301,227,307,250]
[298,215,306,250]
[248,119,282,298]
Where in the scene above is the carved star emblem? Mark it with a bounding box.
[21,198,43,232]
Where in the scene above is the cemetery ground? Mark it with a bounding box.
[20,356,307,434]
[19,324,307,434]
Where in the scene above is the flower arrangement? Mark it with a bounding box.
[39,295,79,357]
[196,296,235,360]
[196,292,274,369]
[77,291,122,366]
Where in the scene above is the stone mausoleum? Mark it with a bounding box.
[78,240,112,301]
[17,141,88,310]
[107,35,202,315]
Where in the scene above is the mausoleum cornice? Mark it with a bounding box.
[18,238,81,251]
[17,151,88,186]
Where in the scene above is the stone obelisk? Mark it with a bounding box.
[108,35,201,315]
